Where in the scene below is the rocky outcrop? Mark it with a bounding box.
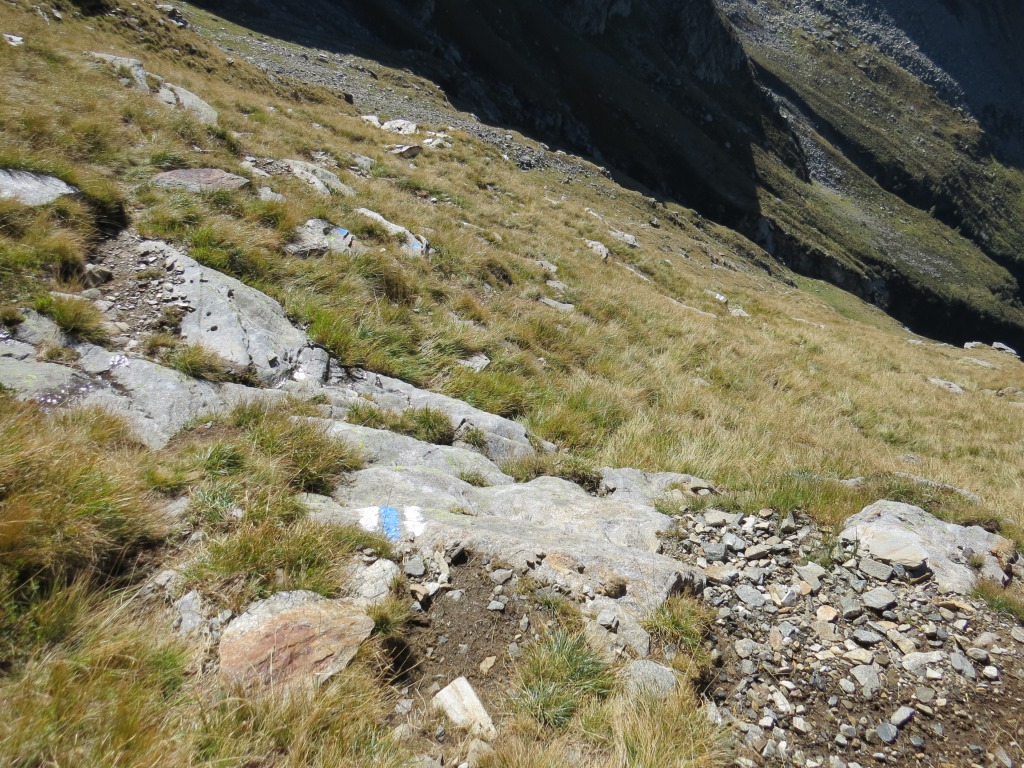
[840,500,1014,593]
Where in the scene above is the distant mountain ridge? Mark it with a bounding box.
[194,0,1024,349]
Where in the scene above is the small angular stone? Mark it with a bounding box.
[862,587,897,612]
[890,707,915,728]
[876,722,899,744]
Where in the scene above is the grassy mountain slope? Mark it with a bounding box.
[1,1,1024,765]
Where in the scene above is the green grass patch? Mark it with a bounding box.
[514,630,614,728]
[972,581,1024,624]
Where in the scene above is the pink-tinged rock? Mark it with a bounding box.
[219,591,374,688]
[153,168,249,193]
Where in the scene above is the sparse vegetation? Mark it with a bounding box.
[346,402,457,445]
[33,294,109,344]
[642,596,717,667]
[973,581,1024,624]
[163,341,244,382]
[1,1,1024,765]
[0,305,24,327]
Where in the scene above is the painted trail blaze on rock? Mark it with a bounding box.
[357,504,426,542]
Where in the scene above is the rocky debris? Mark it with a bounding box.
[689,501,1024,767]
[152,168,249,193]
[928,377,965,395]
[218,591,374,688]
[285,219,362,258]
[840,501,1014,594]
[0,168,78,206]
[432,677,496,740]
[348,557,401,604]
[354,208,429,257]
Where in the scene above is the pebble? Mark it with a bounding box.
[862,587,897,612]
[876,723,899,744]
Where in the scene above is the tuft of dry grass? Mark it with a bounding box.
[0,396,160,661]
[346,401,456,445]
[162,341,245,382]
[33,294,109,344]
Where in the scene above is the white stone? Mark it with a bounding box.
[432,677,496,740]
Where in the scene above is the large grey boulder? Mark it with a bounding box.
[157,83,218,125]
[159,242,313,385]
[0,169,79,206]
[840,501,1014,594]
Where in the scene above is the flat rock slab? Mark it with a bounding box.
[319,419,513,487]
[345,368,551,461]
[841,500,1014,594]
[81,356,232,448]
[312,465,703,612]
[159,83,218,125]
[0,357,98,405]
[0,169,79,206]
[219,591,374,688]
[153,168,249,193]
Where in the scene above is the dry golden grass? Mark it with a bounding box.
[2,2,1024,765]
